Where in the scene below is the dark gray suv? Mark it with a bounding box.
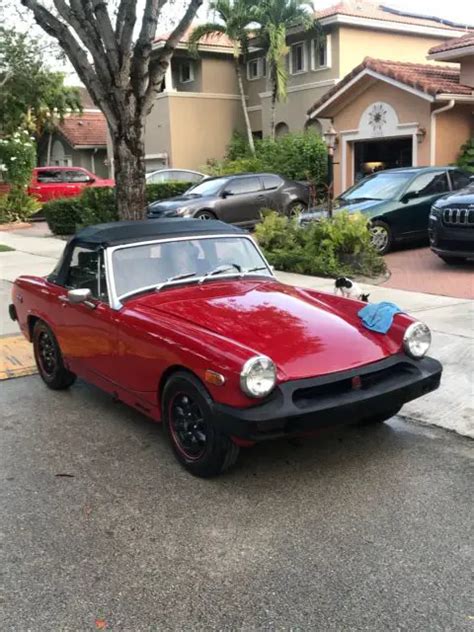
[147,173,309,227]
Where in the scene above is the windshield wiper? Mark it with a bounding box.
[241,266,268,276]
[344,197,382,203]
[199,264,241,284]
[156,271,198,292]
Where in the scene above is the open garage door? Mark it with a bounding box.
[354,137,412,182]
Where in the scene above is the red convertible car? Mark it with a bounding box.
[9,219,441,477]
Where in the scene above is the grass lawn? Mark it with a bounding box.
[0,244,15,252]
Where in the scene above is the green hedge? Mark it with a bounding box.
[255,210,386,279]
[44,181,192,235]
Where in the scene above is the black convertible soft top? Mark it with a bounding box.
[72,218,244,247]
[49,219,246,286]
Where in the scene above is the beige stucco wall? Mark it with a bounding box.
[168,94,245,169]
[200,56,240,94]
[329,81,432,195]
[338,26,451,76]
[145,96,172,162]
[434,104,474,165]
[460,57,474,88]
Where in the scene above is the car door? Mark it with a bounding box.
[61,169,93,197]
[29,168,64,202]
[260,174,285,211]
[395,170,450,238]
[449,169,471,192]
[54,245,120,387]
[215,175,266,225]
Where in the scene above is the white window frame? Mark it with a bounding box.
[179,61,194,84]
[247,58,266,81]
[290,41,307,75]
[311,34,332,72]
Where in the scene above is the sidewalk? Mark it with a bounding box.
[1,228,473,438]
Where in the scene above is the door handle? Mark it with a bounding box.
[59,295,69,306]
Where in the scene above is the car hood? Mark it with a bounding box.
[132,280,400,380]
[148,194,211,212]
[302,198,388,220]
[433,185,474,207]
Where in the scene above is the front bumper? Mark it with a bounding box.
[429,219,474,259]
[213,354,442,441]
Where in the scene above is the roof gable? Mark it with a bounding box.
[58,113,107,148]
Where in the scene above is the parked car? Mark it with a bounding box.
[299,167,472,254]
[9,219,442,477]
[28,167,114,203]
[429,184,474,264]
[147,173,309,227]
[146,168,205,184]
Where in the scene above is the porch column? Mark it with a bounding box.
[165,63,176,92]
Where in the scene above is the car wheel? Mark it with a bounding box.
[194,210,216,220]
[162,371,240,478]
[287,201,307,218]
[32,320,76,390]
[369,220,393,255]
[358,407,402,425]
[439,255,466,265]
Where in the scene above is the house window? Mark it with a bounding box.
[290,42,306,74]
[312,35,331,70]
[247,58,265,80]
[179,61,194,83]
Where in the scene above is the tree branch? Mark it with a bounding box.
[20,0,118,131]
[131,0,166,97]
[115,0,137,54]
[91,0,121,75]
[143,0,203,111]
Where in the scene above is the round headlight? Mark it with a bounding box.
[240,355,276,398]
[403,322,431,359]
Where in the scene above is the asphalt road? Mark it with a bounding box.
[1,375,473,631]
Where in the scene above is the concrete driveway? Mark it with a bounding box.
[1,375,473,631]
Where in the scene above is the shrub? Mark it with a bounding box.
[457,138,474,173]
[0,130,36,188]
[208,131,328,185]
[0,188,41,224]
[255,210,386,279]
[44,181,193,235]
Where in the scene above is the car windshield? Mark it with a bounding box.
[112,235,272,299]
[185,177,228,196]
[340,172,413,202]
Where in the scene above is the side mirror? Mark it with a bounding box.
[86,177,96,184]
[469,175,474,182]
[67,288,93,304]
[222,190,234,198]
[401,191,418,203]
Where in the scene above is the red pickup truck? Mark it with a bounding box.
[27,166,114,203]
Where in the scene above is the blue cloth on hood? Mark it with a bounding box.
[358,301,403,334]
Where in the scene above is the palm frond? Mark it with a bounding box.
[187,22,227,57]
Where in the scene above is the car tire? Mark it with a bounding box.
[287,201,307,218]
[358,406,402,426]
[369,220,393,255]
[194,210,216,220]
[32,320,76,390]
[439,255,466,265]
[162,371,240,477]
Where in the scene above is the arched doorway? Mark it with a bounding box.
[304,119,322,135]
[275,122,289,138]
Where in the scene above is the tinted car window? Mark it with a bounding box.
[63,170,92,183]
[405,171,449,197]
[262,175,282,190]
[451,170,471,190]
[66,247,107,300]
[342,172,411,201]
[187,177,228,196]
[36,169,63,183]
[225,176,262,195]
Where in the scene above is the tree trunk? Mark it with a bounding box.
[46,132,53,165]
[234,61,255,156]
[112,118,147,221]
[270,90,277,141]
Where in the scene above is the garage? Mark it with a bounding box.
[354,136,412,182]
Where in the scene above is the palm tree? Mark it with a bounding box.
[255,0,315,139]
[189,0,258,155]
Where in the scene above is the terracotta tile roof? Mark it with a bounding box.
[429,33,474,55]
[308,57,473,115]
[154,26,233,48]
[315,1,471,31]
[58,113,107,148]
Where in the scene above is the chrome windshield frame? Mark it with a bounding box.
[104,233,275,311]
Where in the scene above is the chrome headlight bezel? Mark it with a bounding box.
[403,321,431,359]
[240,355,277,398]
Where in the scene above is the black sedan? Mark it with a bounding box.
[147,173,309,227]
[429,185,474,264]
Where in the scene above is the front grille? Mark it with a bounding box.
[292,362,416,409]
[442,207,474,227]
